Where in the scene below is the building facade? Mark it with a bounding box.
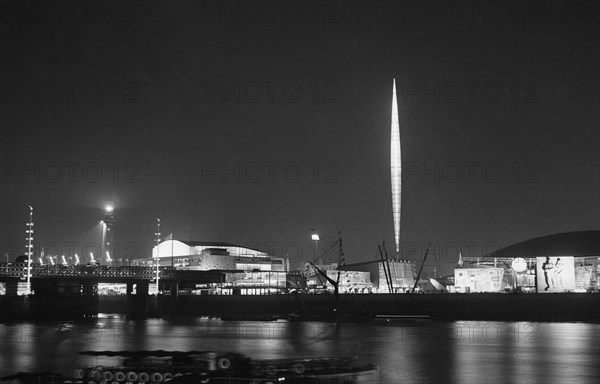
[454,231,600,293]
[139,240,286,272]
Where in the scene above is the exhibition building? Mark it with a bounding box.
[454,230,599,293]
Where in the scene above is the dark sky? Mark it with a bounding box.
[1,0,599,275]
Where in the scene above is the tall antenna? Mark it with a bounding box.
[154,218,161,294]
[25,206,34,295]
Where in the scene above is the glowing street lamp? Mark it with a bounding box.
[101,201,116,266]
[310,229,320,264]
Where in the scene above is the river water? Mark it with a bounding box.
[1,316,598,384]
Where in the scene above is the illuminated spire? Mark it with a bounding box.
[391,79,401,255]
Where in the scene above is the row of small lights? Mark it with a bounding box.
[20,203,116,295]
[21,203,321,295]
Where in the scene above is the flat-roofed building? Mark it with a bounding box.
[136,239,286,272]
[456,230,600,293]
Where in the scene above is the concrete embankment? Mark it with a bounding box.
[166,293,600,322]
[1,293,599,322]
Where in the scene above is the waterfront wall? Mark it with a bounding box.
[1,293,598,322]
[167,293,600,322]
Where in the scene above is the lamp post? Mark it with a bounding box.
[25,206,34,295]
[154,218,161,294]
[310,228,320,264]
[102,202,115,265]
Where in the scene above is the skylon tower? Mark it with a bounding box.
[390,79,401,256]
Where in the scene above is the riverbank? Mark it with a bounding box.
[1,293,599,322]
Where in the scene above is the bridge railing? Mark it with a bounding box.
[0,264,176,280]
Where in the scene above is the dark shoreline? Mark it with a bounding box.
[1,293,599,323]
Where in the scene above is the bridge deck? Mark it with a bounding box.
[0,264,199,282]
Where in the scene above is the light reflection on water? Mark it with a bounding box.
[0,317,598,384]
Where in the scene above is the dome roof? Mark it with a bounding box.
[15,255,28,263]
[484,230,599,259]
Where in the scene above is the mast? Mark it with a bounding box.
[412,243,431,293]
[383,242,397,293]
[336,232,344,310]
[309,262,339,311]
[378,245,392,293]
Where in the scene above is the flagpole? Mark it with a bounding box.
[171,232,174,268]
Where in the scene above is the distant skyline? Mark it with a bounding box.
[1,1,599,275]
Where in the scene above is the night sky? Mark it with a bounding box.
[1,0,598,275]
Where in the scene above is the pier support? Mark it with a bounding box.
[80,281,99,318]
[5,280,18,296]
[168,280,179,316]
[127,281,150,319]
[170,281,179,298]
[137,281,149,296]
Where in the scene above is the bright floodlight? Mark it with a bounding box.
[512,258,527,273]
[311,234,320,241]
[105,203,114,213]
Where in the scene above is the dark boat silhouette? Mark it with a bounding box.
[1,350,379,384]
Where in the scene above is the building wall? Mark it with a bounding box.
[457,256,600,293]
[144,240,284,272]
[151,240,270,259]
[326,270,373,293]
[152,241,193,258]
[177,254,236,270]
[454,267,505,293]
[378,260,416,292]
[575,257,600,291]
[236,259,284,272]
[225,271,287,288]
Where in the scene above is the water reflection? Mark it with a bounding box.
[0,318,598,384]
